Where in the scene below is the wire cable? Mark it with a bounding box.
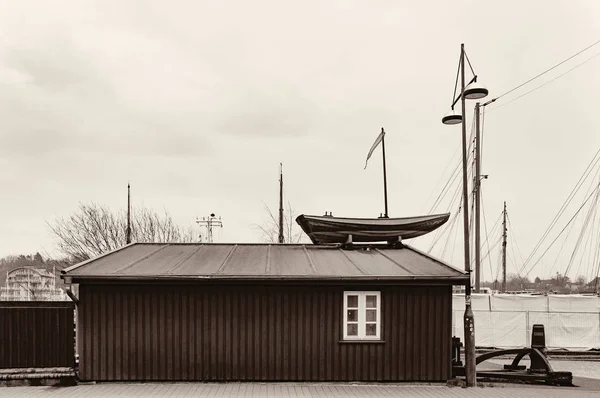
[489,51,600,112]
[491,39,600,102]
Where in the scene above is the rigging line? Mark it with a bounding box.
[494,246,502,283]
[489,51,600,113]
[428,157,462,214]
[429,205,460,252]
[591,200,600,283]
[480,188,496,285]
[519,148,600,274]
[428,185,463,252]
[521,153,600,276]
[508,225,522,280]
[439,212,457,258]
[429,112,476,214]
[564,179,600,277]
[423,143,461,214]
[429,133,473,214]
[564,169,600,275]
[545,220,577,280]
[481,237,503,264]
[450,208,460,266]
[593,227,600,290]
[428,174,465,252]
[524,183,600,278]
[506,213,526,267]
[441,211,462,259]
[491,39,600,102]
[575,195,599,280]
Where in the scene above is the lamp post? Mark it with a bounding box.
[442,43,489,387]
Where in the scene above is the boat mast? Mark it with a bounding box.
[502,201,507,292]
[381,127,389,218]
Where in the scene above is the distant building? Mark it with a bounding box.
[0,267,67,301]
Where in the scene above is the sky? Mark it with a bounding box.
[1,1,600,282]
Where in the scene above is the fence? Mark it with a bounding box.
[0,301,76,369]
[452,294,600,350]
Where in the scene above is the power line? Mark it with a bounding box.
[491,39,600,102]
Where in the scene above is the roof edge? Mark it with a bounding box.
[67,275,470,282]
[62,242,138,275]
[403,244,468,275]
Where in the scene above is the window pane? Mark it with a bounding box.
[366,323,377,336]
[366,309,377,322]
[347,309,358,322]
[366,295,377,308]
[347,295,358,308]
[347,324,358,336]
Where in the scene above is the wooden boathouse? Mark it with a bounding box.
[62,242,467,382]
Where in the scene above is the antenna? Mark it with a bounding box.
[126,183,132,244]
[278,163,284,244]
[196,213,223,243]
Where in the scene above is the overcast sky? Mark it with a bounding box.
[1,1,600,281]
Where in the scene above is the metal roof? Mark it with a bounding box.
[62,243,468,283]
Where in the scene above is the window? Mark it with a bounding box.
[343,291,381,340]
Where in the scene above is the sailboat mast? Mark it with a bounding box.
[501,201,507,292]
[381,128,389,218]
[278,163,284,244]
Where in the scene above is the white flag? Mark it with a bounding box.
[364,128,385,169]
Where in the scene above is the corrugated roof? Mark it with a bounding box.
[62,243,468,283]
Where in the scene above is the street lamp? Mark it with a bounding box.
[442,43,489,387]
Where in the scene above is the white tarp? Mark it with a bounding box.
[452,294,600,350]
[548,294,600,312]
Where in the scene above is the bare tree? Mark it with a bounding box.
[254,202,305,243]
[505,274,531,291]
[48,203,195,261]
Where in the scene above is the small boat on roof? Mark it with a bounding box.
[296,213,450,244]
[294,128,450,246]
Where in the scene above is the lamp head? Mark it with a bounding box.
[464,81,489,100]
[442,110,462,125]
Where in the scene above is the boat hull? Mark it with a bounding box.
[296,213,450,244]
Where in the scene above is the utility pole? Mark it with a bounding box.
[502,201,508,293]
[196,214,223,243]
[126,183,132,245]
[278,163,284,244]
[474,103,481,293]
[459,43,476,387]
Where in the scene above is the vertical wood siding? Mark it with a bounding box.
[0,301,75,369]
[78,284,451,381]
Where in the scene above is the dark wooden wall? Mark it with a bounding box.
[0,301,75,369]
[77,284,452,381]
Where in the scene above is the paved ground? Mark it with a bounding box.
[2,359,599,397]
[1,382,600,397]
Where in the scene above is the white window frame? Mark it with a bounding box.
[343,291,381,340]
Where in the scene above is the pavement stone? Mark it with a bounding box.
[0,382,599,398]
